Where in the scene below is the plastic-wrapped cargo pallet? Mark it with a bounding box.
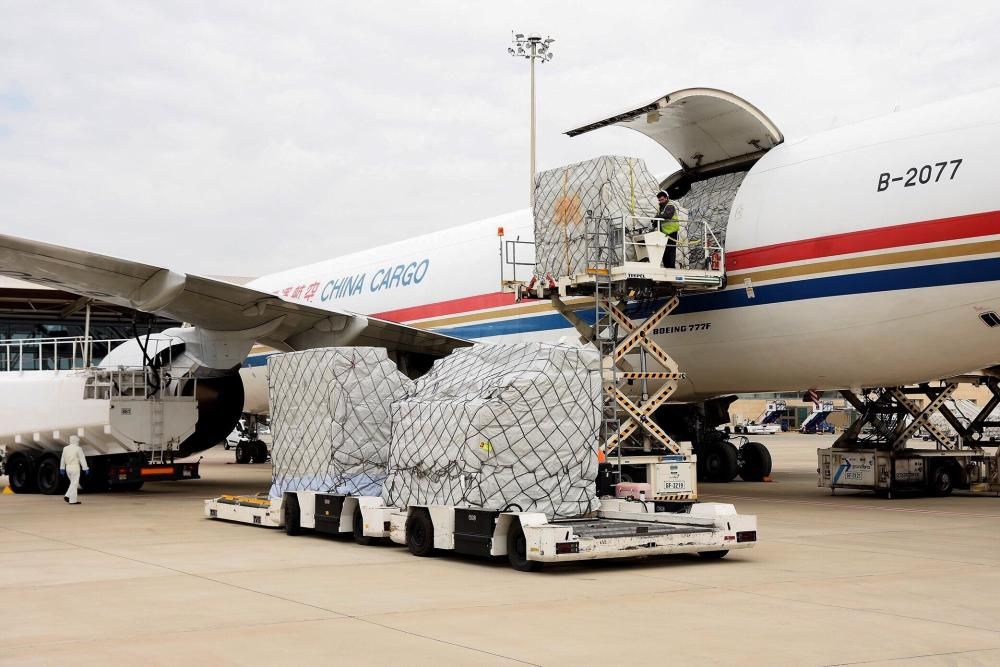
[533,155,661,280]
[268,347,412,498]
[674,170,746,269]
[382,342,602,519]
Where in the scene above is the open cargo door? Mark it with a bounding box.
[566,88,783,177]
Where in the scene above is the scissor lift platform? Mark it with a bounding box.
[555,264,725,298]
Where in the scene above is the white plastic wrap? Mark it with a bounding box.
[268,347,412,498]
[382,343,602,519]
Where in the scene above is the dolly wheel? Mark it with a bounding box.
[353,505,374,545]
[405,510,435,557]
[698,550,729,560]
[506,521,541,572]
[284,494,302,536]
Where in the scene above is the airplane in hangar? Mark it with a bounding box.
[3,86,1000,495]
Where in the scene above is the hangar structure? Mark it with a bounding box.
[0,276,179,369]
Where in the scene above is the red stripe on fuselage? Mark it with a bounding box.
[370,210,1000,323]
[372,292,517,322]
[727,210,1000,271]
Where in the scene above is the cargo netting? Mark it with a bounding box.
[382,342,602,519]
[674,171,746,269]
[533,156,747,276]
[533,155,660,280]
[268,347,413,498]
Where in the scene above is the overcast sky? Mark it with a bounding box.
[2,1,999,277]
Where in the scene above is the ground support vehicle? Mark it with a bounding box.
[818,382,1000,496]
[1,337,203,494]
[818,446,998,496]
[518,202,773,485]
[205,493,757,571]
[5,444,200,494]
[390,499,756,571]
[734,421,782,436]
[205,492,394,544]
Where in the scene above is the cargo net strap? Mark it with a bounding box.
[268,347,412,498]
[533,155,660,280]
[382,343,602,519]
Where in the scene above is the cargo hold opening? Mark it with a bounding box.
[566,88,783,265]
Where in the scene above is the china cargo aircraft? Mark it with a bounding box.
[3,87,1000,491]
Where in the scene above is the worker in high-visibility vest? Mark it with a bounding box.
[654,190,681,268]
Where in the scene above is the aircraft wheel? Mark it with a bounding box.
[702,441,739,483]
[739,442,773,482]
[250,440,268,464]
[507,521,541,572]
[6,452,38,494]
[36,454,68,495]
[405,510,435,557]
[235,442,252,464]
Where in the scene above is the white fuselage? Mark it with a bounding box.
[244,88,1000,403]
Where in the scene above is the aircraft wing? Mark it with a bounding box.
[0,233,469,357]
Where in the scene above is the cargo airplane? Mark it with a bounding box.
[3,86,1000,493]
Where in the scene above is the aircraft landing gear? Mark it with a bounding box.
[657,400,774,484]
[232,414,270,464]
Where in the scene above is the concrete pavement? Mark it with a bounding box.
[2,435,1000,666]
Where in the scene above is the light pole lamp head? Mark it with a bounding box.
[509,31,555,60]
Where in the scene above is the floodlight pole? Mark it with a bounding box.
[530,44,536,201]
[509,32,555,203]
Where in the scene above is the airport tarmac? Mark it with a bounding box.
[2,434,1000,666]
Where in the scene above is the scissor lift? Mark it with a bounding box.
[819,382,1000,496]
[544,213,727,503]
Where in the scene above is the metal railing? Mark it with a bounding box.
[0,336,175,373]
[83,365,193,401]
[622,215,726,271]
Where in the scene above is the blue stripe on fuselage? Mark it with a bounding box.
[242,353,273,368]
[432,256,1000,339]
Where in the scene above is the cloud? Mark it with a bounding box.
[0,0,997,276]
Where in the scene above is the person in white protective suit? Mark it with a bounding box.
[59,435,90,504]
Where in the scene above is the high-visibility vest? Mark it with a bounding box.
[658,204,682,235]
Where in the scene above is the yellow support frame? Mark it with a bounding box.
[602,297,686,454]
